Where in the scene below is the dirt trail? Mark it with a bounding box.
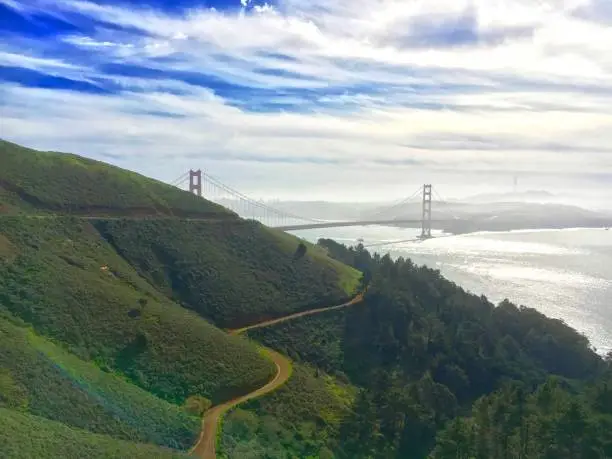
[189,348,291,459]
[228,294,364,336]
[189,294,364,459]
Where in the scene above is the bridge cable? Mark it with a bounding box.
[169,172,189,187]
[432,187,446,204]
[200,171,323,223]
[368,186,423,219]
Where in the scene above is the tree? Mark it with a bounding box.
[293,242,307,261]
[183,395,212,417]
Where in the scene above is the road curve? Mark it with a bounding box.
[189,347,292,459]
[189,294,364,459]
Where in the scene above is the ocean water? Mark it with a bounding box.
[289,226,612,356]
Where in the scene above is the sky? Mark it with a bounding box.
[1,0,611,203]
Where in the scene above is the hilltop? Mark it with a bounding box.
[0,139,232,218]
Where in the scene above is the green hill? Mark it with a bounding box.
[0,140,363,457]
[0,216,276,404]
[96,219,360,328]
[0,408,188,459]
[219,363,357,459]
[0,139,231,218]
[0,311,198,449]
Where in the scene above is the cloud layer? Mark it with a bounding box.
[1,0,611,201]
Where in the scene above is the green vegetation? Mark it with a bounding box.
[0,140,364,457]
[183,395,212,417]
[0,408,188,459]
[249,239,609,458]
[265,228,361,296]
[0,139,231,217]
[0,313,199,449]
[219,364,356,458]
[3,139,610,457]
[95,219,359,327]
[0,217,275,404]
[432,375,612,458]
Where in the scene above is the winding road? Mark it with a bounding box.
[189,294,364,459]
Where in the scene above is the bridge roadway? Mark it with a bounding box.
[275,219,453,231]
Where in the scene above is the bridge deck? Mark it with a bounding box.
[275,219,448,231]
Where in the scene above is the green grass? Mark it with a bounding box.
[0,408,188,459]
[218,364,356,458]
[265,227,361,296]
[0,139,367,457]
[96,218,359,328]
[0,139,232,218]
[0,216,276,405]
[0,314,199,449]
[247,308,350,376]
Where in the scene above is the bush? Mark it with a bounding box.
[183,395,212,417]
[0,408,188,459]
[0,217,276,406]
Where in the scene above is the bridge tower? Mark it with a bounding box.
[420,184,432,239]
[189,169,202,197]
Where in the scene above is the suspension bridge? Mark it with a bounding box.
[171,169,448,239]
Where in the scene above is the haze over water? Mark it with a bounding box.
[290,226,612,356]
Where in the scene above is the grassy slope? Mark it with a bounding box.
[96,219,360,328]
[219,364,356,459]
[0,139,231,218]
[0,408,188,459]
[0,312,199,449]
[247,309,349,377]
[0,216,275,405]
[0,140,364,457]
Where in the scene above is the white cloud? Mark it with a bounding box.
[0,0,611,200]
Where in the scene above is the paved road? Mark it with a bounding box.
[190,294,364,459]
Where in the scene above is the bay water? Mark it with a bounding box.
[290,226,612,356]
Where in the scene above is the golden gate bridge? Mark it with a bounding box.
[171,169,446,240]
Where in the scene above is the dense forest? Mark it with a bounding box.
[245,239,612,458]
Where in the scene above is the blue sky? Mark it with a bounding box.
[1,0,611,202]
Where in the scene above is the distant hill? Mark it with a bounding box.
[361,197,612,233]
[463,189,557,203]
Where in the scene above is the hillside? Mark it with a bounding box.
[0,216,276,405]
[248,239,611,458]
[0,139,231,218]
[0,140,363,457]
[0,311,198,449]
[95,219,360,328]
[0,408,188,459]
[4,138,609,458]
[218,362,358,458]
